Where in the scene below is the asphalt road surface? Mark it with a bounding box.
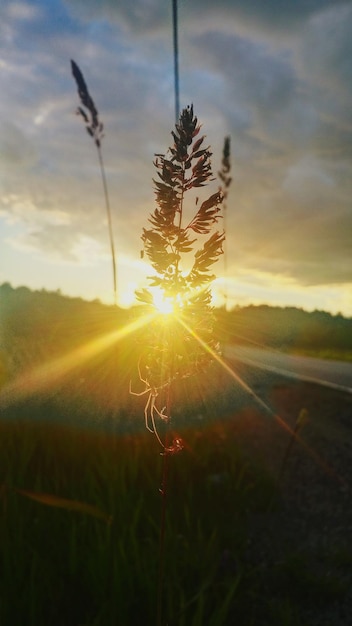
[224,345,352,394]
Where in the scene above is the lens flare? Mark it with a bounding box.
[153,291,174,315]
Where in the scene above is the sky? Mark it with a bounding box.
[1,0,352,316]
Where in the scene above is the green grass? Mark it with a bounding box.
[0,413,280,626]
[1,388,350,624]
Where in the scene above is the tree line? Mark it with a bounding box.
[216,303,352,352]
[1,283,352,363]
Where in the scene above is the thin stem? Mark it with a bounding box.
[156,5,181,611]
[172,0,180,124]
[97,145,117,306]
[174,163,186,281]
[223,201,228,311]
[218,136,231,310]
[156,386,172,626]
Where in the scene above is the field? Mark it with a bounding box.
[1,330,351,625]
[1,287,352,624]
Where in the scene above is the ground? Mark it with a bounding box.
[227,361,352,626]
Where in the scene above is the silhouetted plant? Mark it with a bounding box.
[71,60,118,305]
[218,135,232,310]
[218,136,232,196]
[132,105,224,451]
[131,104,224,626]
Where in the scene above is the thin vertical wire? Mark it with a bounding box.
[172,0,180,123]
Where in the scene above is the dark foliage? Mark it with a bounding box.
[217,304,352,352]
[135,106,224,400]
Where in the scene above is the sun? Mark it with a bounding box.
[153,290,174,315]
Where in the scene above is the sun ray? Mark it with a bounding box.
[0,312,155,408]
[176,315,345,485]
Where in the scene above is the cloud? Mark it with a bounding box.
[0,121,38,168]
[6,1,41,21]
[63,0,168,35]
[299,4,352,96]
[228,163,352,287]
[11,226,107,265]
[1,0,351,312]
[64,0,337,39]
[187,30,296,119]
[182,0,335,34]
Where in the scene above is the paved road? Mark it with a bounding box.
[224,345,352,394]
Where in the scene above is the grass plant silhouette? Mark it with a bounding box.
[218,136,232,311]
[134,104,224,450]
[133,104,224,625]
[71,60,118,306]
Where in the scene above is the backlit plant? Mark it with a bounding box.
[218,136,232,310]
[132,105,224,451]
[71,60,118,306]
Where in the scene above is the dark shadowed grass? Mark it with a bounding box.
[1,362,350,624]
[0,414,275,626]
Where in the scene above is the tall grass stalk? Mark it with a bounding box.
[218,136,232,311]
[156,375,175,625]
[135,105,224,624]
[135,105,224,448]
[71,60,118,306]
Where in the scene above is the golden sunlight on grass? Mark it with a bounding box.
[0,313,154,408]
